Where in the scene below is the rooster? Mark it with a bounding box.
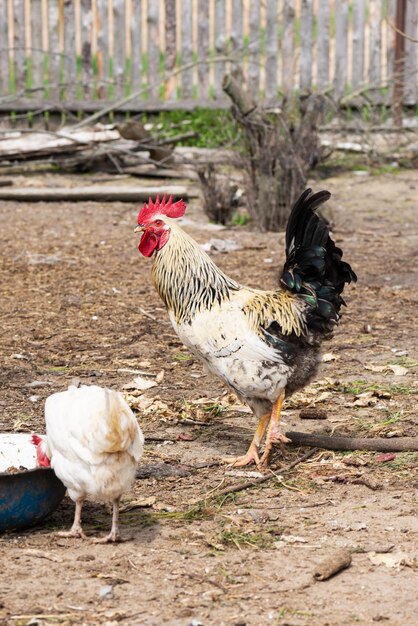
[135,191,356,468]
[32,384,144,542]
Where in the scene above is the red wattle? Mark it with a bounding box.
[138,231,158,257]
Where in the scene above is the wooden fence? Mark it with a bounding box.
[0,0,417,116]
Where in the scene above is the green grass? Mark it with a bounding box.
[231,211,250,226]
[141,107,238,148]
[340,379,417,396]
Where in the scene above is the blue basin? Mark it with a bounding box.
[0,433,66,532]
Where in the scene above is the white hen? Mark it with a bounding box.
[42,384,144,543]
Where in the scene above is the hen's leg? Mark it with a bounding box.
[259,391,290,468]
[228,412,271,467]
[93,498,121,544]
[57,498,87,539]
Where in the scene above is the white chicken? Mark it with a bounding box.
[33,384,144,543]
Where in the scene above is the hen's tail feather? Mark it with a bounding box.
[281,188,357,333]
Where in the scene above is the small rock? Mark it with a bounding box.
[189,620,203,626]
[99,585,114,600]
[76,554,95,561]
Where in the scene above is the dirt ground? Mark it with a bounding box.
[0,169,417,626]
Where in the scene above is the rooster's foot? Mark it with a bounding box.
[224,444,261,468]
[259,432,291,469]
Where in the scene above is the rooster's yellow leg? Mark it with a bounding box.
[228,412,271,467]
[259,391,290,468]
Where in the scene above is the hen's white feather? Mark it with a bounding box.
[45,385,144,504]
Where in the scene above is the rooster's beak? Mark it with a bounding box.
[134,225,145,233]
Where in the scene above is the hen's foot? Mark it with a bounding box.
[92,530,120,544]
[56,526,87,539]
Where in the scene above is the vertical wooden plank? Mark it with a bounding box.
[317,0,330,89]
[63,0,76,99]
[181,0,193,98]
[231,0,243,54]
[146,0,159,100]
[197,0,209,99]
[385,0,396,92]
[0,0,10,95]
[48,0,61,100]
[265,0,278,100]
[352,0,366,89]
[247,0,260,96]
[96,0,108,99]
[281,0,294,98]
[13,0,26,94]
[299,0,313,91]
[31,0,44,93]
[369,0,382,85]
[113,0,125,98]
[164,0,176,98]
[404,0,417,105]
[334,0,349,98]
[214,0,226,98]
[80,0,93,99]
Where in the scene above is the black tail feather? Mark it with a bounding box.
[281,188,357,333]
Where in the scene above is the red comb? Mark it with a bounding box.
[137,194,186,224]
[31,434,43,446]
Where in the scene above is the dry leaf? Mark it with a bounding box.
[388,364,409,377]
[123,376,158,391]
[363,364,387,373]
[368,550,414,570]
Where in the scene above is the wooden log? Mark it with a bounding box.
[404,0,417,105]
[281,0,295,97]
[181,0,193,98]
[0,185,192,202]
[63,0,77,100]
[31,0,44,94]
[164,0,176,99]
[47,0,61,101]
[369,0,382,85]
[317,0,330,89]
[80,0,93,100]
[0,0,10,96]
[146,0,159,100]
[334,0,349,98]
[299,0,313,91]
[96,0,109,99]
[247,0,260,96]
[286,431,418,452]
[214,0,226,98]
[352,0,366,89]
[197,0,209,99]
[265,0,278,100]
[113,0,126,99]
[393,0,406,125]
[13,0,26,95]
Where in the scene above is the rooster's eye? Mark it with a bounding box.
[154,220,163,227]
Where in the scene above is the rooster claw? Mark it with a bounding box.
[222,444,261,468]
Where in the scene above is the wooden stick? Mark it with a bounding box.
[313,549,352,581]
[211,448,318,498]
[286,431,418,452]
[0,186,191,202]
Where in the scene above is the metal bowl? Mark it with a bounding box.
[0,434,66,532]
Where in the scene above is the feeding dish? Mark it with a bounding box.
[0,433,66,532]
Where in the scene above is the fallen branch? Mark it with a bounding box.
[286,431,418,452]
[313,549,352,581]
[209,448,318,498]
